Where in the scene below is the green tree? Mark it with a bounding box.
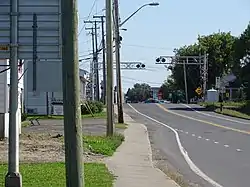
[198,32,237,86]
[233,22,250,99]
[126,83,151,102]
[168,32,236,101]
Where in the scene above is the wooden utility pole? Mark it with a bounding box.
[61,0,84,186]
[114,0,124,123]
[106,0,114,136]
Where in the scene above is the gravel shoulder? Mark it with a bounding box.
[0,118,124,164]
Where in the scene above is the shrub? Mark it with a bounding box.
[81,101,104,115]
[21,113,27,122]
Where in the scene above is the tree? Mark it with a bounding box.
[233,22,250,99]
[126,83,151,102]
[160,77,178,100]
[198,32,237,86]
[167,32,236,101]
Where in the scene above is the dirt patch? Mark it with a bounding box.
[0,118,124,164]
[0,133,106,164]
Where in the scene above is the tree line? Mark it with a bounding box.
[125,23,250,103]
[160,22,250,101]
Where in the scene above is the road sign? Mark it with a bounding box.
[0,0,61,59]
[195,87,202,95]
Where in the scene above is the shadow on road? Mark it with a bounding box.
[167,107,212,112]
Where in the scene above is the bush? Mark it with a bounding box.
[81,101,104,115]
[21,113,27,122]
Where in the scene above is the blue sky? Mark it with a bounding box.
[78,0,250,92]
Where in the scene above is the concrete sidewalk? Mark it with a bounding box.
[105,107,179,187]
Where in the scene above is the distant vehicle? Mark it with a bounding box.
[144,98,160,103]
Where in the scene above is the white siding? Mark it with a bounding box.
[0,60,8,113]
[25,91,63,115]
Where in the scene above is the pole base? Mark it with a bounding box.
[5,172,22,187]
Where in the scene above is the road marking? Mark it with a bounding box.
[157,104,250,135]
[183,104,250,125]
[185,131,189,134]
[206,139,210,141]
[236,149,242,152]
[198,136,202,139]
[192,134,195,136]
[128,103,223,187]
[214,141,219,144]
[224,145,229,148]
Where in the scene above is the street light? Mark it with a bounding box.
[119,2,159,27]
[114,1,159,124]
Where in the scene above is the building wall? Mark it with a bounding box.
[24,78,87,115]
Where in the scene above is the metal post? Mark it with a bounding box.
[94,21,100,101]
[5,0,22,185]
[32,13,37,92]
[183,59,188,104]
[106,0,114,136]
[101,17,106,104]
[91,27,95,101]
[203,53,207,100]
[114,0,124,123]
[61,0,84,186]
[46,92,49,116]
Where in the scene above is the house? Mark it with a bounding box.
[24,60,88,115]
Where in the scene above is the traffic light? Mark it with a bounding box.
[136,63,146,69]
[155,57,166,63]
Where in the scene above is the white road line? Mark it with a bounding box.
[224,145,229,148]
[128,103,223,187]
[206,139,210,141]
[214,141,219,144]
[185,132,189,134]
[236,149,242,152]
[182,104,250,125]
[192,134,195,136]
[198,136,202,139]
[179,130,183,132]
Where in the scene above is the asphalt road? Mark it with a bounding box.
[124,103,250,187]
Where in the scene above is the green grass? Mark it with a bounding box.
[84,133,124,156]
[215,108,250,120]
[0,163,114,187]
[200,101,250,120]
[21,121,30,128]
[115,123,128,129]
[26,112,107,120]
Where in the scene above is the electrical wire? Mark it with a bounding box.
[122,44,175,51]
[78,0,98,36]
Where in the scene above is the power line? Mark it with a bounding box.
[122,44,175,51]
[78,0,98,36]
[121,76,163,85]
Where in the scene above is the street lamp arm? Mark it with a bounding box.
[119,4,150,27]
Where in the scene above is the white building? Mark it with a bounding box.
[0,59,23,138]
[24,65,88,115]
